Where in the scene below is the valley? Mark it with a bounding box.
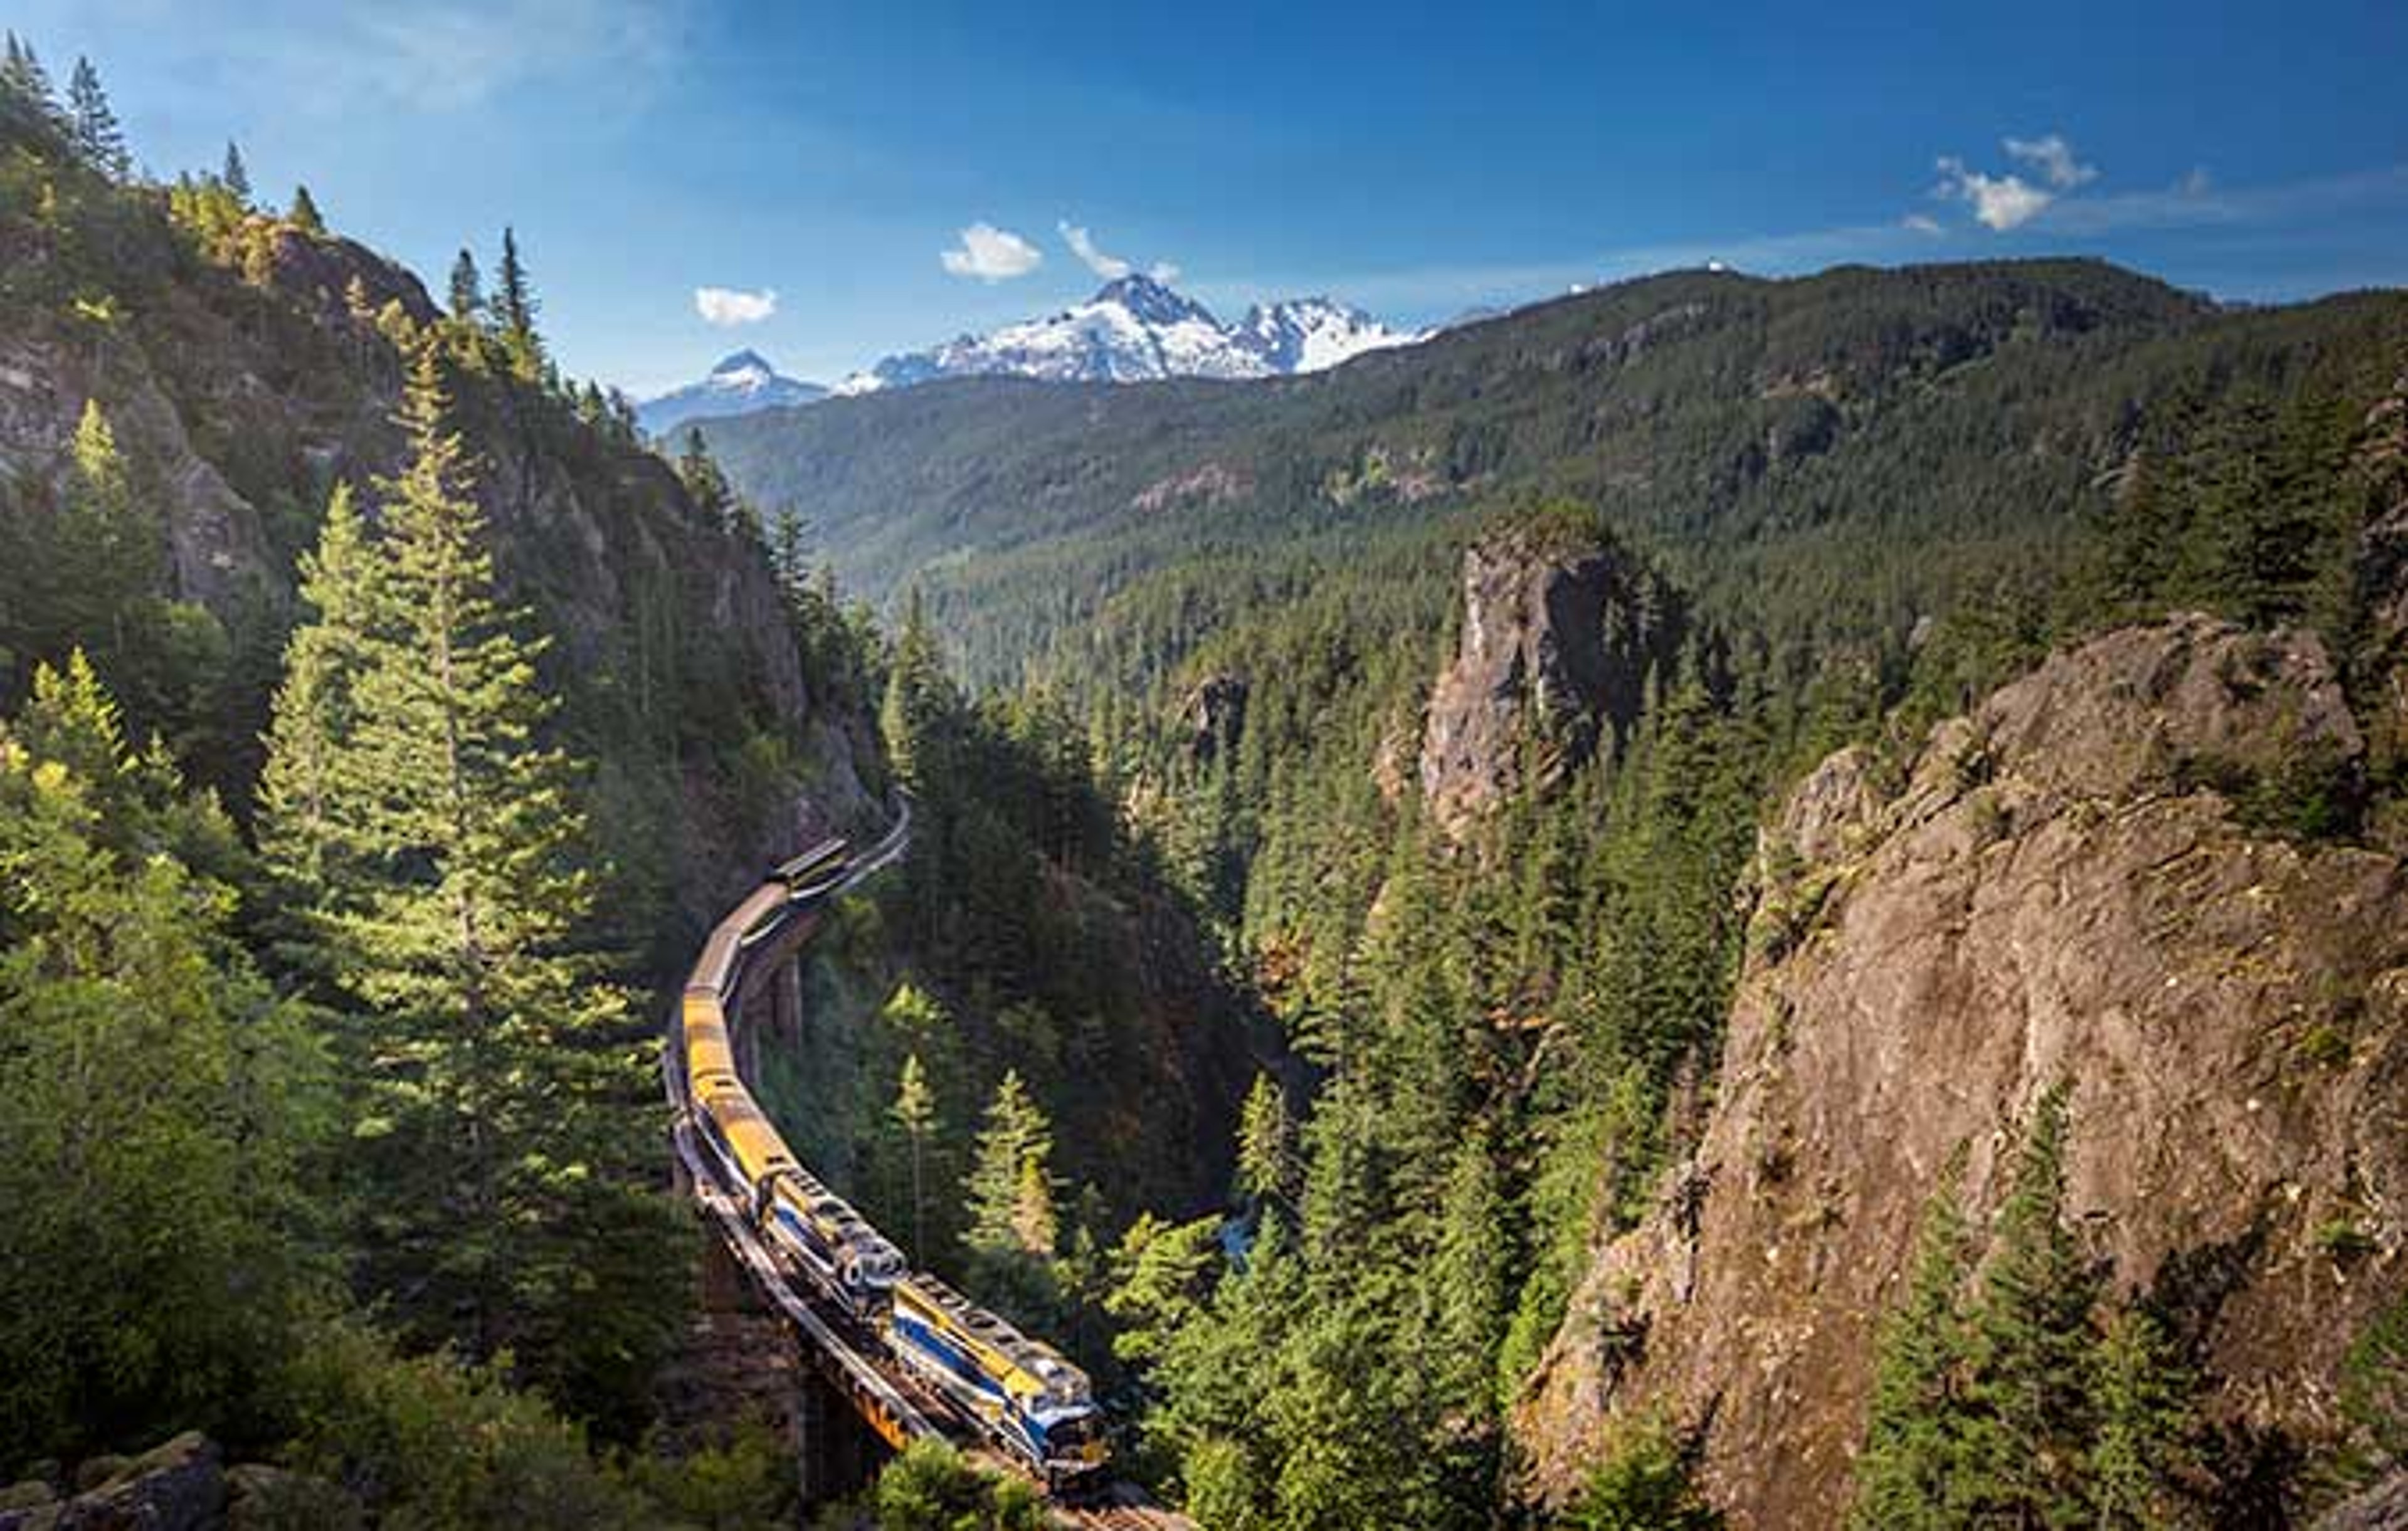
[1,13,2405,1531]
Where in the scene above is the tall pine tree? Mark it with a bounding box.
[258,338,684,1434]
[1961,1084,2103,1526]
[1852,1149,1977,1530]
[64,56,127,177]
[447,247,483,323]
[494,226,544,379]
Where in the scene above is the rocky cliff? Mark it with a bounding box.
[0,140,880,952]
[1417,520,1689,838]
[1513,614,2408,1526]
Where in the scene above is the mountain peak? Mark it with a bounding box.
[638,351,827,436]
[1091,273,1215,328]
[834,280,1422,396]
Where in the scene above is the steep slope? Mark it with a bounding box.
[0,112,882,965]
[636,349,828,438]
[1513,615,2408,1526]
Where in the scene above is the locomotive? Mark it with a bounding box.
[677,833,1107,1489]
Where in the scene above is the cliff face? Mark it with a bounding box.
[1514,615,2408,1527]
[0,164,880,948]
[1417,524,1686,837]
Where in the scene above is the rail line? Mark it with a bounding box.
[662,803,1189,1528]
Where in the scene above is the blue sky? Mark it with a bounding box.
[13,0,2408,394]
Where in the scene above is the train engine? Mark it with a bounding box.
[885,1274,1109,1491]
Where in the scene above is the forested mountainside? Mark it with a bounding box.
[0,55,1256,1529]
[701,259,2399,694]
[705,251,2408,1527]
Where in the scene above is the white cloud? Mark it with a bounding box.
[1059,221,1131,280]
[2176,166,2214,198]
[1901,212,1945,236]
[941,222,1043,281]
[1149,260,1182,283]
[1930,133,2101,232]
[2005,133,2099,190]
[1935,155,2054,231]
[694,285,778,326]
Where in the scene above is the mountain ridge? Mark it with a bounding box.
[835,272,1422,395]
[636,349,828,438]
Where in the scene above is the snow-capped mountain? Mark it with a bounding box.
[637,350,827,437]
[837,275,1421,395]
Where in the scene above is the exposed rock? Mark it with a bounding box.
[258,224,439,330]
[49,1433,223,1531]
[1180,673,1249,761]
[223,1462,362,1530]
[1514,616,2408,1527]
[0,1479,58,1527]
[2315,1471,2408,1530]
[1418,522,1686,838]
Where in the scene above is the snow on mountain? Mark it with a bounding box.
[837,275,1422,395]
[637,350,828,437]
[1233,295,1421,374]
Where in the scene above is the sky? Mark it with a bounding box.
[11,0,2408,395]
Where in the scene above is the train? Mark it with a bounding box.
[677,833,1109,1492]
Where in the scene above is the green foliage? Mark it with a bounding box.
[273,1320,667,1531]
[2337,1293,2408,1487]
[842,1438,1047,1531]
[257,340,688,1436]
[616,1416,797,1531]
[1556,1416,1723,1531]
[493,224,543,379]
[1234,1071,1296,1209]
[0,658,325,1465]
[63,56,126,178]
[1848,1092,2207,1528]
[288,184,325,236]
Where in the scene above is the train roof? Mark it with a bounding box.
[772,837,848,883]
[897,1273,1094,1407]
[699,1086,796,1182]
[768,1172,905,1269]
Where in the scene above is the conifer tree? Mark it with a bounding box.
[258,337,684,1426]
[56,399,157,668]
[1234,1071,1296,1210]
[221,140,250,204]
[677,428,734,528]
[256,483,380,969]
[2087,1307,2201,1529]
[448,248,483,323]
[1851,1150,1977,1530]
[1962,1084,2102,1525]
[891,1051,939,1257]
[881,589,957,797]
[65,56,127,177]
[494,226,544,377]
[1428,1132,1510,1417]
[1,34,60,124]
[966,1069,1056,1260]
[288,184,325,236]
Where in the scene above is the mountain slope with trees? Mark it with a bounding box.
[699,240,2408,1525]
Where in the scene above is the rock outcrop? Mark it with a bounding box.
[1,1432,227,1531]
[1417,523,1686,838]
[1514,615,2408,1527]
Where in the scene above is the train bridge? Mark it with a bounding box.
[663,807,1191,1528]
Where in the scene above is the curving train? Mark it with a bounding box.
[677,834,1109,1492]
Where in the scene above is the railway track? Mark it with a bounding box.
[664,806,1191,1528]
